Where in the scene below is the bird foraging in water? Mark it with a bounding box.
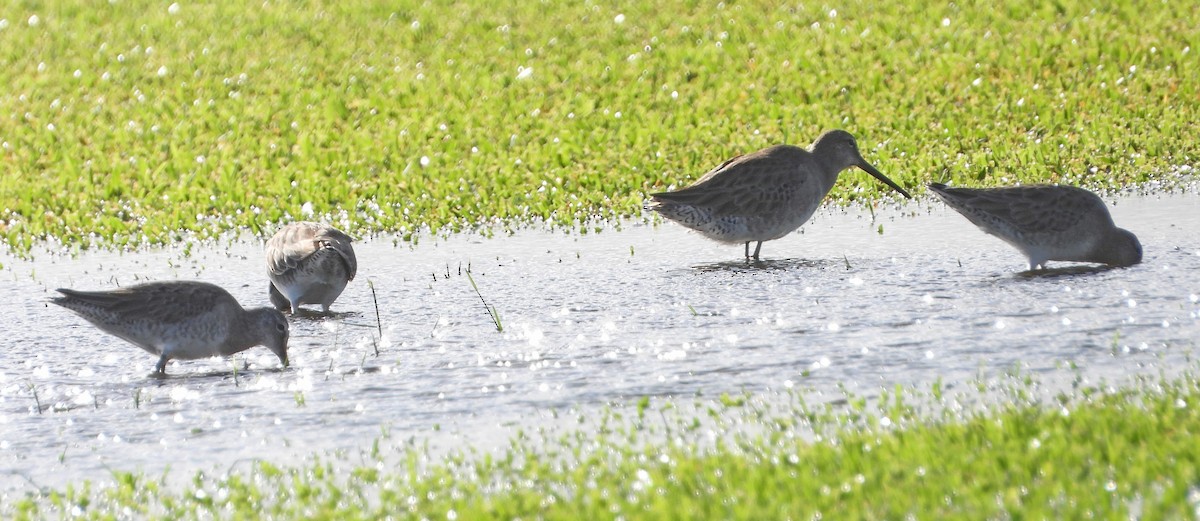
[51,281,290,375]
[647,130,912,261]
[928,183,1142,270]
[266,222,357,314]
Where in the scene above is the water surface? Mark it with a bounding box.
[1,191,1197,492]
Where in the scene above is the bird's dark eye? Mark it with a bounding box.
[277,323,287,333]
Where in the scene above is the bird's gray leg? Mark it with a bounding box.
[744,241,751,260]
[752,241,763,261]
[155,355,168,374]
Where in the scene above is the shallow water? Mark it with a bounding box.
[1,191,1198,492]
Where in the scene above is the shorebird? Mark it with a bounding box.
[51,281,290,374]
[648,130,911,260]
[928,183,1142,270]
[266,222,357,314]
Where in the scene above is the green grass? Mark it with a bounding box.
[4,1,1199,517]
[9,373,1200,519]
[1,0,1197,253]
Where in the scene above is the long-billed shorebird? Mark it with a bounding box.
[928,183,1142,270]
[51,281,290,374]
[266,222,357,314]
[648,130,912,260]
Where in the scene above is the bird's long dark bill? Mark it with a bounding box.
[859,162,912,199]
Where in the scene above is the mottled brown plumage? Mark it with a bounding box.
[649,130,911,260]
[929,183,1142,270]
[266,222,357,314]
[52,281,289,374]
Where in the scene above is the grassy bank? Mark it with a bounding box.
[1,0,1197,253]
[4,2,1198,517]
[8,374,1200,519]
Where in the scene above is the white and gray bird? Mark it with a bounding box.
[928,183,1142,270]
[52,281,290,374]
[648,130,912,260]
[266,222,357,314]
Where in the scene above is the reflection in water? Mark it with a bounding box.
[287,309,364,320]
[689,257,831,273]
[0,191,1197,492]
[141,364,284,382]
[1014,265,1125,279]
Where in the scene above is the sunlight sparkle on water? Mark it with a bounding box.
[3,191,1196,494]
[658,350,686,361]
[169,386,200,402]
[72,391,95,407]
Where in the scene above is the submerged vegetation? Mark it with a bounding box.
[10,372,1200,519]
[1,0,1197,253]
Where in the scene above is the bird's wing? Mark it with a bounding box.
[266,223,322,276]
[931,185,1111,234]
[267,223,358,279]
[55,282,236,324]
[317,226,358,281]
[651,145,810,217]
